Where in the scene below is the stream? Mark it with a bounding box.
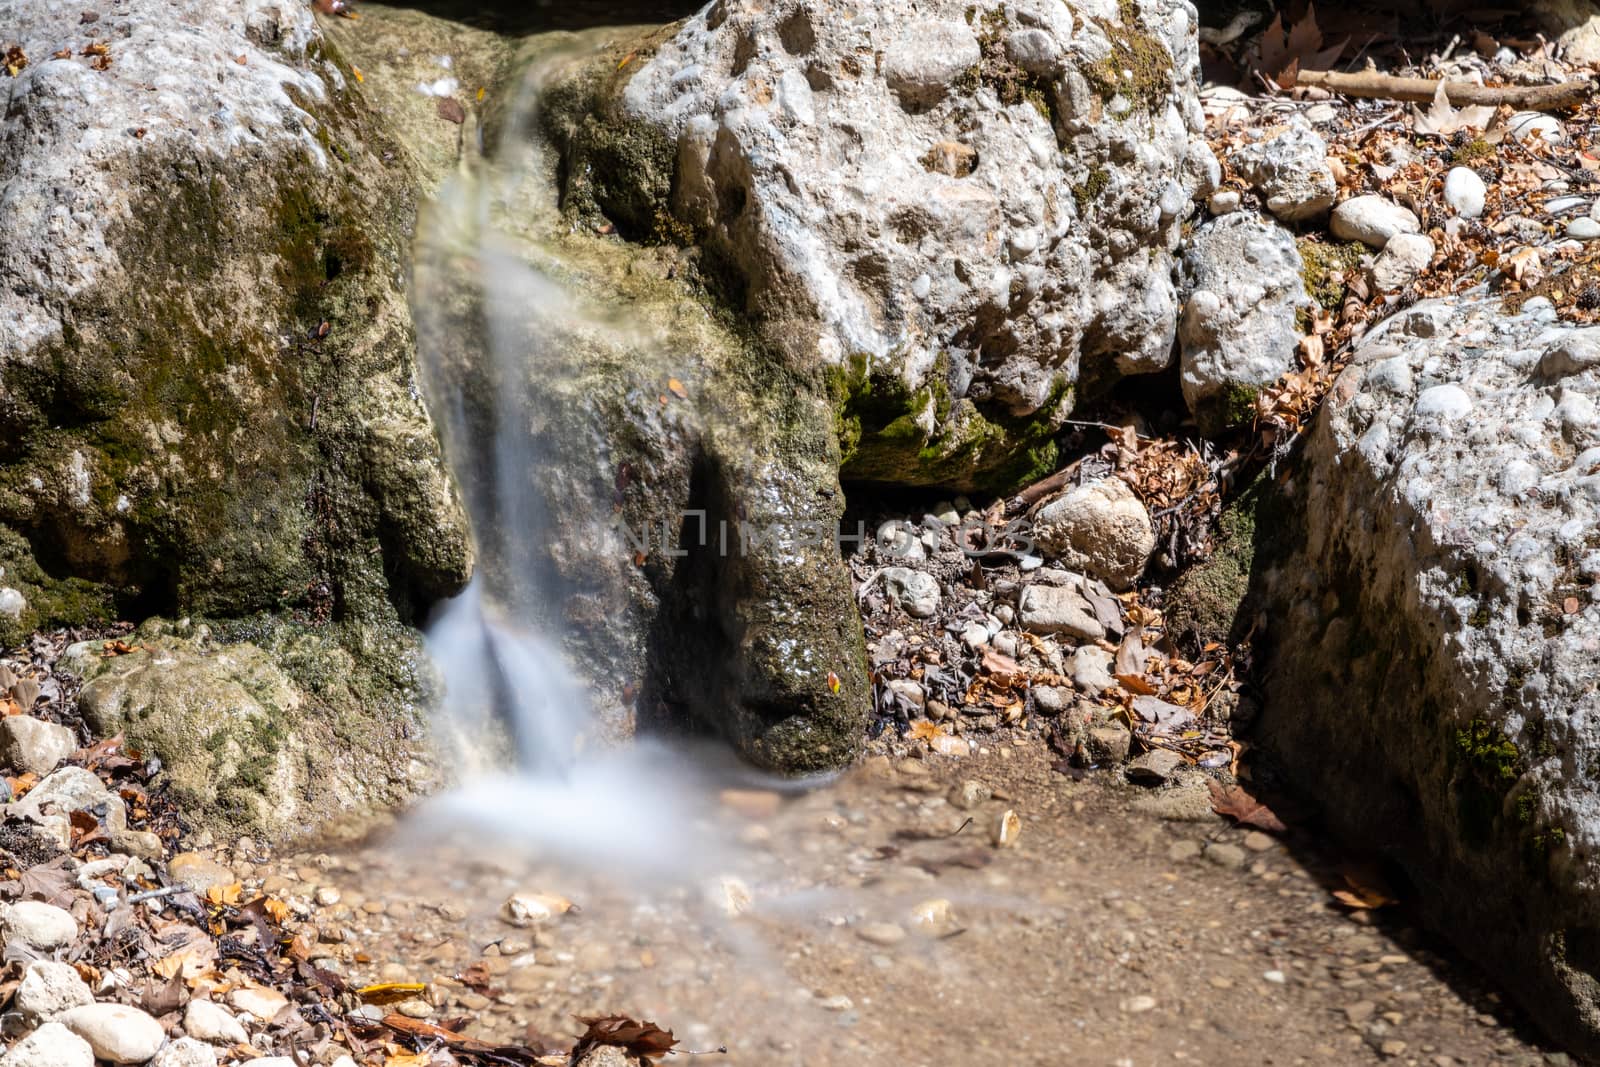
[277,15,1563,1065]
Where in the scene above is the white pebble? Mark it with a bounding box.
[1442,167,1485,219]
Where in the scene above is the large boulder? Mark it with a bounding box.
[545,0,1216,491]
[1254,295,1600,1054]
[61,619,439,840]
[0,0,471,638]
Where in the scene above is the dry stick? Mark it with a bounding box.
[1296,69,1594,111]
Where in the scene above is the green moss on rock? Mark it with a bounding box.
[826,354,1066,492]
[1298,237,1366,311]
[1084,0,1174,114]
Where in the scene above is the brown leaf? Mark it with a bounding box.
[18,857,75,906]
[1113,626,1146,677]
[68,809,109,849]
[1206,779,1288,833]
[1332,858,1398,909]
[667,377,688,399]
[979,648,1022,678]
[138,973,188,1016]
[907,720,946,742]
[1115,673,1158,696]
[436,96,466,124]
[573,1014,679,1062]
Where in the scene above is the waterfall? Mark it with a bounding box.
[405,35,724,876]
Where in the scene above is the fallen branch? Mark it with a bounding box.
[1296,70,1592,111]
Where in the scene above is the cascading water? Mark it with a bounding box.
[404,33,748,879]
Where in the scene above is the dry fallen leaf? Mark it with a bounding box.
[667,377,688,399]
[436,96,466,124]
[1412,81,1497,138]
[206,883,243,907]
[358,982,429,1005]
[1206,779,1288,833]
[1331,859,1398,909]
[573,1015,679,1062]
[908,720,946,742]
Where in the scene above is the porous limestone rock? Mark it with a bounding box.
[1227,115,1336,222]
[547,0,1216,491]
[60,623,438,840]
[1032,478,1155,589]
[1254,295,1600,1056]
[1178,212,1312,434]
[0,0,471,639]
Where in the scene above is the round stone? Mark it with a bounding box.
[1567,217,1600,241]
[57,1003,166,1064]
[1442,167,1486,219]
[3,900,79,951]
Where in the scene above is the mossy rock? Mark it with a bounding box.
[0,2,472,639]
[63,617,438,841]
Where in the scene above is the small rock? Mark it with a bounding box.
[1018,584,1104,640]
[395,998,433,1018]
[1369,233,1434,291]
[0,1022,94,1067]
[1121,995,1157,1013]
[237,1060,297,1067]
[1032,479,1154,590]
[1229,117,1336,221]
[1508,111,1564,143]
[880,567,941,618]
[1208,189,1241,215]
[1178,213,1312,433]
[908,897,959,936]
[0,716,77,776]
[228,984,289,1022]
[168,852,236,894]
[1331,195,1421,249]
[947,780,990,810]
[57,1003,166,1064]
[1004,27,1062,75]
[314,886,342,906]
[109,828,164,861]
[706,876,752,917]
[1243,831,1276,852]
[185,998,250,1045]
[15,960,93,1023]
[1346,1000,1376,1024]
[2,900,79,951]
[1068,645,1115,694]
[1031,685,1071,713]
[991,809,1021,848]
[1443,167,1485,218]
[152,1038,219,1067]
[0,589,25,620]
[959,621,989,650]
[1263,969,1287,984]
[883,20,981,106]
[499,892,572,927]
[1084,723,1132,764]
[1167,840,1203,862]
[1206,843,1248,869]
[817,993,854,1012]
[855,923,906,946]
[1126,749,1182,785]
[1567,217,1600,241]
[927,734,970,758]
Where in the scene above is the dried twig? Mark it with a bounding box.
[1296,70,1592,111]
